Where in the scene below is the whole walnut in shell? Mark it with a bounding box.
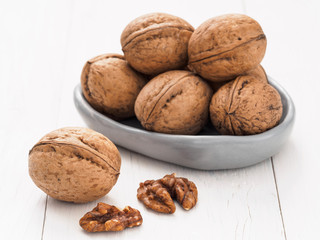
[208,80,230,93]
[188,14,267,82]
[81,53,147,120]
[121,13,194,76]
[210,76,282,135]
[29,127,121,203]
[135,70,213,135]
[208,64,267,92]
[246,64,268,83]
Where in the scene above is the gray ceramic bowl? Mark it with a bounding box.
[73,77,295,170]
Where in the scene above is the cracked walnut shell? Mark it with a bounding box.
[188,14,267,82]
[81,53,147,120]
[210,76,283,135]
[79,203,142,232]
[121,13,194,75]
[137,173,198,214]
[29,127,121,203]
[134,70,213,135]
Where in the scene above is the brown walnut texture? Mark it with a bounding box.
[28,127,121,203]
[121,12,194,75]
[188,14,267,82]
[246,64,268,83]
[79,203,143,232]
[207,64,268,93]
[210,76,283,135]
[81,53,147,120]
[134,70,213,135]
[137,173,198,214]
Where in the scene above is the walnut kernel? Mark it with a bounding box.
[79,203,142,232]
[137,173,198,213]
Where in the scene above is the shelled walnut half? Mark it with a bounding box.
[79,203,143,232]
[137,173,198,213]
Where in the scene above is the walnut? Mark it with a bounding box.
[137,173,198,214]
[210,76,283,135]
[173,177,198,211]
[137,180,176,214]
[208,80,231,93]
[188,14,267,82]
[28,127,121,203]
[121,13,194,75]
[246,64,268,83]
[134,70,213,135]
[81,53,147,120]
[79,203,142,232]
[207,64,267,93]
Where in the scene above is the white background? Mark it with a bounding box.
[0,0,320,239]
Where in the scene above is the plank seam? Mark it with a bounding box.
[41,195,48,240]
[271,157,288,240]
[42,0,75,237]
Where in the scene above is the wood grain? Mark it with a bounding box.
[0,0,73,239]
[245,0,320,239]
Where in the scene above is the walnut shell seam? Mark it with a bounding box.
[122,25,194,50]
[30,142,120,174]
[143,72,195,123]
[82,54,125,99]
[189,34,266,64]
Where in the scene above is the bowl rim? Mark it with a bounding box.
[74,76,295,144]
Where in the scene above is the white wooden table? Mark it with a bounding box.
[1,0,319,239]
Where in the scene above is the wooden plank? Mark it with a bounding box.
[245,0,320,239]
[44,149,285,239]
[0,0,73,239]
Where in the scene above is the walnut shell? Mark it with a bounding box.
[188,14,267,82]
[208,64,267,92]
[135,70,213,135]
[121,13,194,75]
[29,127,121,203]
[81,53,147,120]
[208,80,231,93]
[246,64,268,83]
[210,76,282,135]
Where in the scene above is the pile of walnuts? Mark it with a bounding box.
[81,12,283,135]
